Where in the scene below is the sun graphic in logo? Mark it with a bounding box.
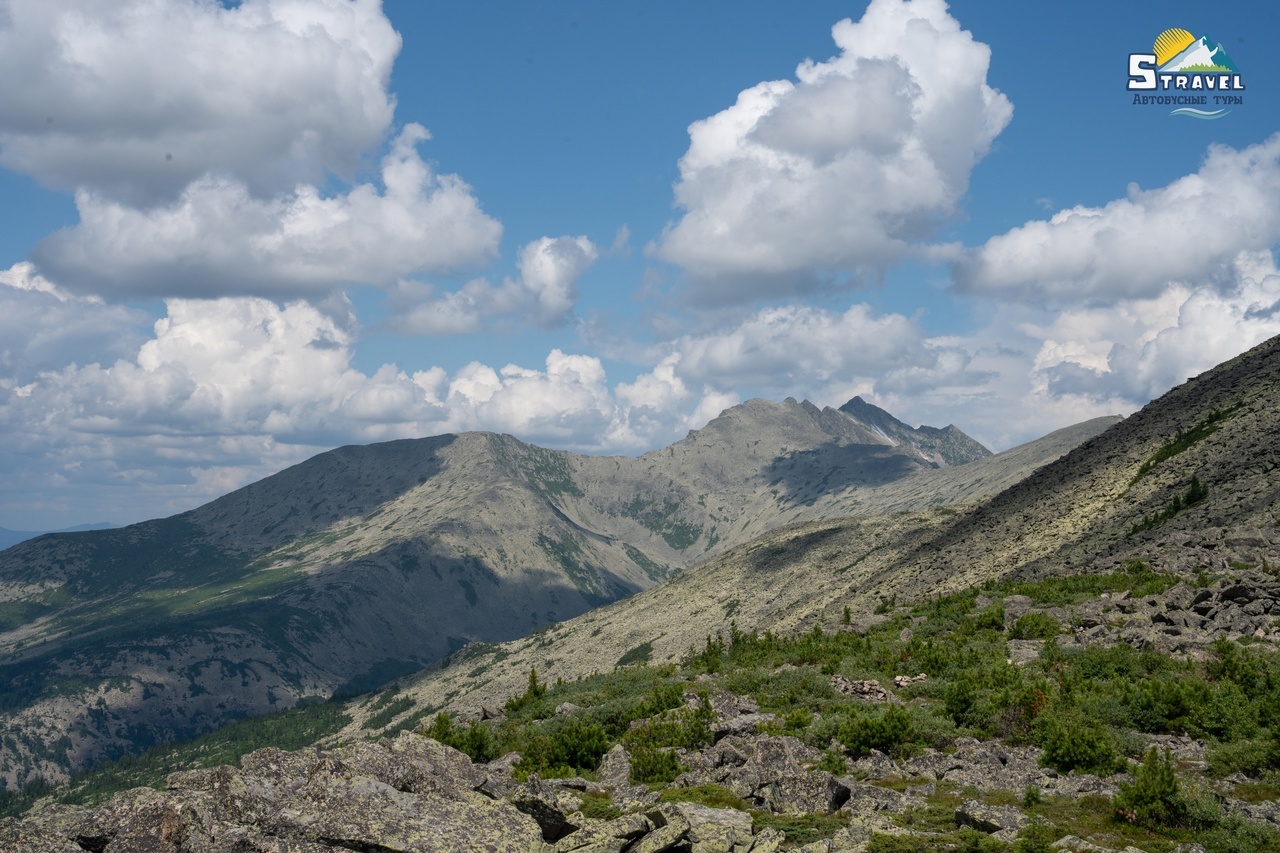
[1153,28,1196,65]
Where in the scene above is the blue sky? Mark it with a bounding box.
[1,0,1278,530]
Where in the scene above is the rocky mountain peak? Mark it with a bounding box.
[838,395,991,466]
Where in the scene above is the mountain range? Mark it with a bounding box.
[0,395,1112,787]
[4,334,1280,850]
[326,332,1280,743]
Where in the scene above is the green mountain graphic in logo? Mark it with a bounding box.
[1154,27,1238,73]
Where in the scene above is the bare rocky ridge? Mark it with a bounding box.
[0,396,1099,787]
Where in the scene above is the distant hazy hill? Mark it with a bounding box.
[355,334,1280,737]
[0,396,1095,786]
[0,523,117,551]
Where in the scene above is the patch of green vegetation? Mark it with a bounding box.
[1036,711,1118,774]
[12,554,1280,853]
[536,532,615,606]
[489,439,585,499]
[890,787,966,832]
[577,790,622,820]
[386,604,1278,849]
[623,544,670,582]
[1130,405,1240,486]
[1179,63,1235,72]
[1008,612,1060,641]
[1231,781,1280,804]
[751,811,847,844]
[418,712,498,763]
[1129,475,1209,535]
[365,687,401,712]
[659,784,749,810]
[999,559,1177,606]
[622,495,702,551]
[0,599,51,632]
[361,696,415,731]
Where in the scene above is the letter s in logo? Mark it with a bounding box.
[1129,54,1157,90]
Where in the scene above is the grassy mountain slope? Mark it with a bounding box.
[0,396,1035,786]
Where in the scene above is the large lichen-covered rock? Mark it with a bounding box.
[0,815,87,853]
[597,744,631,789]
[838,780,908,816]
[955,798,1028,835]
[5,736,547,853]
[755,770,850,815]
[332,731,488,794]
[554,813,653,852]
[510,774,583,842]
[658,802,755,851]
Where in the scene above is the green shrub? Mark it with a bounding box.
[1199,682,1260,742]
[505,667,550,718]
[418,713,498,763]
[1035,711,1115,774]
[1207,734,1280,778]
[629,744,680,785]
[685,633,727,672]
[720,666,836,716]
[751,812,847,845]
[659,784,748,810]
[1207,637,1270,699]
[1013,817,1057,853]
[623,693,715,753]
[1128,676,1205,734]
[943,674,979,726]
[759,707,813,737]
[817,747,848,775]
[1113,747,1186,828]
[518,718,610,777]
[577,790,622,820]
[1009,613,1059,641]
[866,835,931,853]
[837,705,915,758]
[994,682,1052,745]
[968,603,1006,633]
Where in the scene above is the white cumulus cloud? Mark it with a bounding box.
[1027,250,1280,402]
[31,125,502,298]
[0,262,149,381]
[0,0,400,206]
[389,235,598,334]
[954,134,1280,303]
[656,0,1011,301]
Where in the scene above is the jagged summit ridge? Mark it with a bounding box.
[678,394,990,469]
[839,395,992,466]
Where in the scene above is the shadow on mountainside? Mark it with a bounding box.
[186,433,461,551]
[761,441,934,506]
